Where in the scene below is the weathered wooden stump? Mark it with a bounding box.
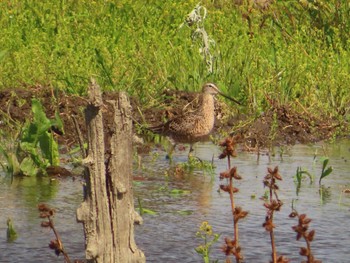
[76,79,145,263]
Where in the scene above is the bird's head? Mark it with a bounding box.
[201,83,241,105]
[202,83,220,95]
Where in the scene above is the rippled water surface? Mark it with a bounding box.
[1,140,349,262]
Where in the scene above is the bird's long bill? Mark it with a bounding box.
[218,91,241,105]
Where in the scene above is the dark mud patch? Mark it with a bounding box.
[0,86,347,151]
[224,104,342,151]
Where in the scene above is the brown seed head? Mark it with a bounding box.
[38,203,51,212]
[219,171,230,180]
[299,247,309,256]
[307,230,315,242]
[263,218,275,232]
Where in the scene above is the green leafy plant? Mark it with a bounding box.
[319,158,333,185]
[294,166,314,195]
[195,221,220,263]
[0,99,63,177]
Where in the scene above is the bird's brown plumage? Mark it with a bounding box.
[150,83,225,147]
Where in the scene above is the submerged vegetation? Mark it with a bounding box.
[0,0,349,123]
[6,218,18,243]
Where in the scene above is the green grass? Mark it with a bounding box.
[0,0,349,118]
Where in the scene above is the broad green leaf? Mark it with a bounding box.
[20,157,39,177]
[21,122,39,144]
[322,158,329,172]
[321,166,333,179]
[319,158,333,185]
[31,99,52,134]
[39,132,60,166]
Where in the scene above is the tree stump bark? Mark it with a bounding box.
[76,79,145,263]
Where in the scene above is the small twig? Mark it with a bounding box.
[38,204,71,263]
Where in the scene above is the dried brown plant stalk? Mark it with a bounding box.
[38,203,71,263]
[262,167,289,263]
[289,211,322,263]
[219,136,248,263]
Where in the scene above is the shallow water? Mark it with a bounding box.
[0,140,349,262]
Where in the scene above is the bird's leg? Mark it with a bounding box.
[188,143,194,158]
[166,143,176,161]
[189,144,194,153]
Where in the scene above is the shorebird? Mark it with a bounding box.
[149,83,240,155]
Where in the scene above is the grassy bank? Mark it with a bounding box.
[0,0,349,118]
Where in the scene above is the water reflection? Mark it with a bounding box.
[0,140,349,262]
[0,176,84,262]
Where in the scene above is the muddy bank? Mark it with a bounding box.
[0,86,347,150]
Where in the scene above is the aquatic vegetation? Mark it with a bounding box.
[0,99,63,177]
[176,210,193,216]
[6,218,18,242]
[289,211,321,263]
[218,136,248,263]
[294,166,313,195]
[169,189,191,196]
[293,156,333,197]
[262,166,289,262]
[195,221,220,263]
[178,156,215,176]
[319,158,333,185]
[137,197,157,216]
[319,185,332,205]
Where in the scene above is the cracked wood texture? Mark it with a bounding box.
[76,79,145,263]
